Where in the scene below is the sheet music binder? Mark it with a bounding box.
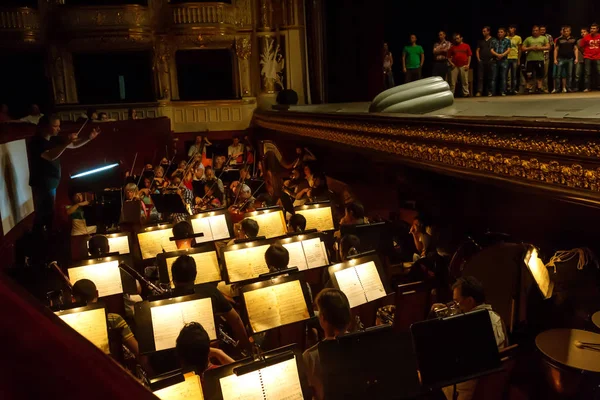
[294,201,335,232]
[223,232,330,284]
[410,309,502,390]
[244,207,287,239]
[151,371,205,400]
[189,208,234,243]
[68,255,125,298]
[89,232,131,255]
[55,302,110,354]
[137,223,177,260]
[239,274,314,335]
[203,344,310,400]
[134,292,217,354]
[156,244,222,288]
[319,325,420,400]
[327,252,391,308]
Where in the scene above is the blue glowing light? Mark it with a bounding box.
[71,163,119,179]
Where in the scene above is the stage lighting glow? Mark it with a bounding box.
[71,163,119,179]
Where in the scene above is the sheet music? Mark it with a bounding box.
[151,298,215,351]
[252,211,286,239]
[68,260,123,297]
[138,229,177,259]
[261,357,304,400]
[243,284,281,332]
[58,308,109,354]
[244,280,309,332]
[165,251,221,288]
[191,217,214,243]
[154,375,204,400]
[209,214,230,240]
[219,370,265,400]
[334,267,368,308]
[224,244,270,282]
[297,207,335,231]
[301,237,329,269]
[107,235,130,255]
[272,280,310,326]
[282,241,308,271]
[355,261,386,302]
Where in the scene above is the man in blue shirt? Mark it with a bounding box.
[491,27,512,96]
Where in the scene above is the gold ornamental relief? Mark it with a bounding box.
[235,37,251,60]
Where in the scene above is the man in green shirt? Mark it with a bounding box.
[522,25,550,93]
[402,34,425,83]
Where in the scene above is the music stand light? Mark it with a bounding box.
[524,245,554,300]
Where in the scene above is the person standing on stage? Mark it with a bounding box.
[432,31,452,80]
[490,27,511,96]
[581,23,600,92]
[476,26,494,97]
[575,27,589,91]
[448,33,472,97]
[402,34,425,83]
[553,26,578,93]
[29,115,100,233]
[522,26,550,94]
[382,42,395,89]
[507,25,523,95]
[540,25,554,93]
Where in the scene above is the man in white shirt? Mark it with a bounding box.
[227,137,245,165]
[20,104,44,125]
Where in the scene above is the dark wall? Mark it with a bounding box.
[175,49,237,101]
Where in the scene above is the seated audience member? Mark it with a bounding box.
[20,104,44,125]
[66,192,97,236]
[265,244,290,272]
[171,254,249,347]
[410,216,433,258]
[303,289,352,400]
[87,235,142,318]
[288,214,307,233]
[438,276,506,400]
[78,108,98,122]
[176,322,234,377]
[340,202,366,226]
[71,279,141,359]
[0,103,11,122]
[128,108,138,120]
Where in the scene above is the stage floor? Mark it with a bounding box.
[289,92,600,123]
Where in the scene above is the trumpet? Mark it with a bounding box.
[431,301,461,318]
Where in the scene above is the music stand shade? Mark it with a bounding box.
[319,325,420,399]
[524,246,553,299]
[151,193,189,214]
[410,309,502,389]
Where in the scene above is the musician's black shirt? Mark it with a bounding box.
[29,135,66,189]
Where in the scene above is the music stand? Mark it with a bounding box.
[55,302,110,354]
[239,274,314,335]
[244,206,287,239]
[319,325,420,400]
[189,208,233,244]
[340,221,390,254]
[410,309,502,390]
[203,344,311,400]
[135,292,217,354]
[156,244,222,288]
[137,223,177,260]
[151,192,189,215]
[294,201,335,232]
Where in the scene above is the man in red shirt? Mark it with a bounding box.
[448,33,473,97]
[581,22,600,92]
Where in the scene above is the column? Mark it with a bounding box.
[236,36,253,97]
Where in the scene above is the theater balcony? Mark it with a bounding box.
[171,2,237,35]
[0,7,41,47]
[254,108,600,208]
[56,4,153,49]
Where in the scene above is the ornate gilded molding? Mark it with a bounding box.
[0,7,41,46]
[58,5,151,37]
[173,33,235,48]
[235,36,251,59]
[171,3,237,34]
[254,111,600,203]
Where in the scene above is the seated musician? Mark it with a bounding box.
[283,147,317,169]
[229,218,259,246]
[153,165,168,188]
[66,191,97,236]
[171,255,250,350]
[122,182,147,223]
[201,183,223,211]
[88,235,142,319]
[303,289,351,400]
[192,162,206,198]
[205,166,224,197]
[176,322,234,379]
[168,173,194,223]
[339,201,367,226]
[71,279,141,361]
[284,166,309,192]
[188,135,212,158]
[410,215,434,258]
[265,243,291,273]
[438,276,507,400]
[288,214,307,233]
[227,136,245,165]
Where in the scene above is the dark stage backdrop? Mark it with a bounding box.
[325,0,598,102]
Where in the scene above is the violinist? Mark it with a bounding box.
[194,183,223,213]
[170,160,188,178]
[294,172,328,206]
[188,135,212,157]
[284,166,309,191]
[121,182,147,224]
[168,173,194,223]
[152,165,168,189]
[192,162,206,198]
[213,155,226,171]
[204,166,224,197]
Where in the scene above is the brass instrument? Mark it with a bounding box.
[431,301,461,318]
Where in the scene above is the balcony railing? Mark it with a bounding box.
[58,5,151,33]
[171,3,235,31]
[0,7,39,30]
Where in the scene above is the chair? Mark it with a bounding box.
[393,281,431,332]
